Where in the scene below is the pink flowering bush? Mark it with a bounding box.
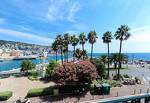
[52,60,97,84]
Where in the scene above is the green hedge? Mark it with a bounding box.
[27,84,88,98]
[0,91,12,101]
[26,87,54,97]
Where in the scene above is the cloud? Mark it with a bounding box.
[47,0,81,22]
[120,25,150,53]
[0,28,53,45]
[3,0,81,23]
[67,2,80,22]
[85,25,150,53]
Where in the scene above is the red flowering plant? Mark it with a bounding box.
[52,60,97,84]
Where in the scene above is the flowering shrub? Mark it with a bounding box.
[52,60,97,84]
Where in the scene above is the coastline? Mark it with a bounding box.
[0,57,73,75]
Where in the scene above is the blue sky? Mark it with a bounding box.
[0,0,150,53]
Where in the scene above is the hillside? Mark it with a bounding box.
[0,40,50,51]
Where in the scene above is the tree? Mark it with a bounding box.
[75,48,82,60]
[100,54,107,68]
[56,35,64,64]
[114,25,131,79]
[52,61,97,84]
[70,35,79,62]
[110,53,128,75]
[91,58,106,79]
[82,50,88,60]
[62,44,68,62]
[102,31,113,79]
[88,31,97,61]
[46,60,58,77]
[79,32,87,59]
[20,60,35,73]
[110,53,120,74]
[63,33,70,62]
[51,41,59,62]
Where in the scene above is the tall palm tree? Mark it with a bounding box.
[56,35,64,64]
[79,32,87,59]
[63,33,70,62]
[114,25,131,79]
[75,48,82,60]
[88,31,97,61]
[102,31,113,79]
[51,41,59,62]
[70,35,79,62]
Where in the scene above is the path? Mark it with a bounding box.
[0,76,55,101]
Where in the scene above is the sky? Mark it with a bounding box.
[0,0,150,53]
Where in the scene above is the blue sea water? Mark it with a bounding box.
[0,55,62,72]
[92,53,150,61]
[0,53,150,72]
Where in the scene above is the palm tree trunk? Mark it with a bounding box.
[90,44,93,61]
[56,51,58,63]
[73,46,75,62]
[82,44,84,59]
[67,46,68,62]
[114,62,117,75]
[118,40,122,79]
[107,43,110,79]
[60,48,63,64]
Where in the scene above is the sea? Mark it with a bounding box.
[0,53,150,72]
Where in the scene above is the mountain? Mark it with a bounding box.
[0,40,50,52]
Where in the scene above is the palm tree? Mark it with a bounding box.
[62,44,67,62]
[51,41,59,62]
[111,53,128,75]
[75,48,82,60]
[110,53,120,74]
[82,50,88,60]
[56,35,64,64]
[79,32,87,59]
[114,25,131,79]
[63,33,70,62]
[88,31,97,61]
[102,31,113,79]
[100,54,107,68]
[70,35,79,62]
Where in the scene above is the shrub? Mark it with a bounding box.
[20,60,35,72]
[0,91,12,101]
[46,60,58,77]
[135,77,141,84]
[113,74,123,80]
[91,58,106,79]
[76,61,98,82]
[100,80,122,87]
[26,87,54,97]
[52,60,97,84]
[123,74,130,78]
[28,71,39,80]
[58,84,87,94]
